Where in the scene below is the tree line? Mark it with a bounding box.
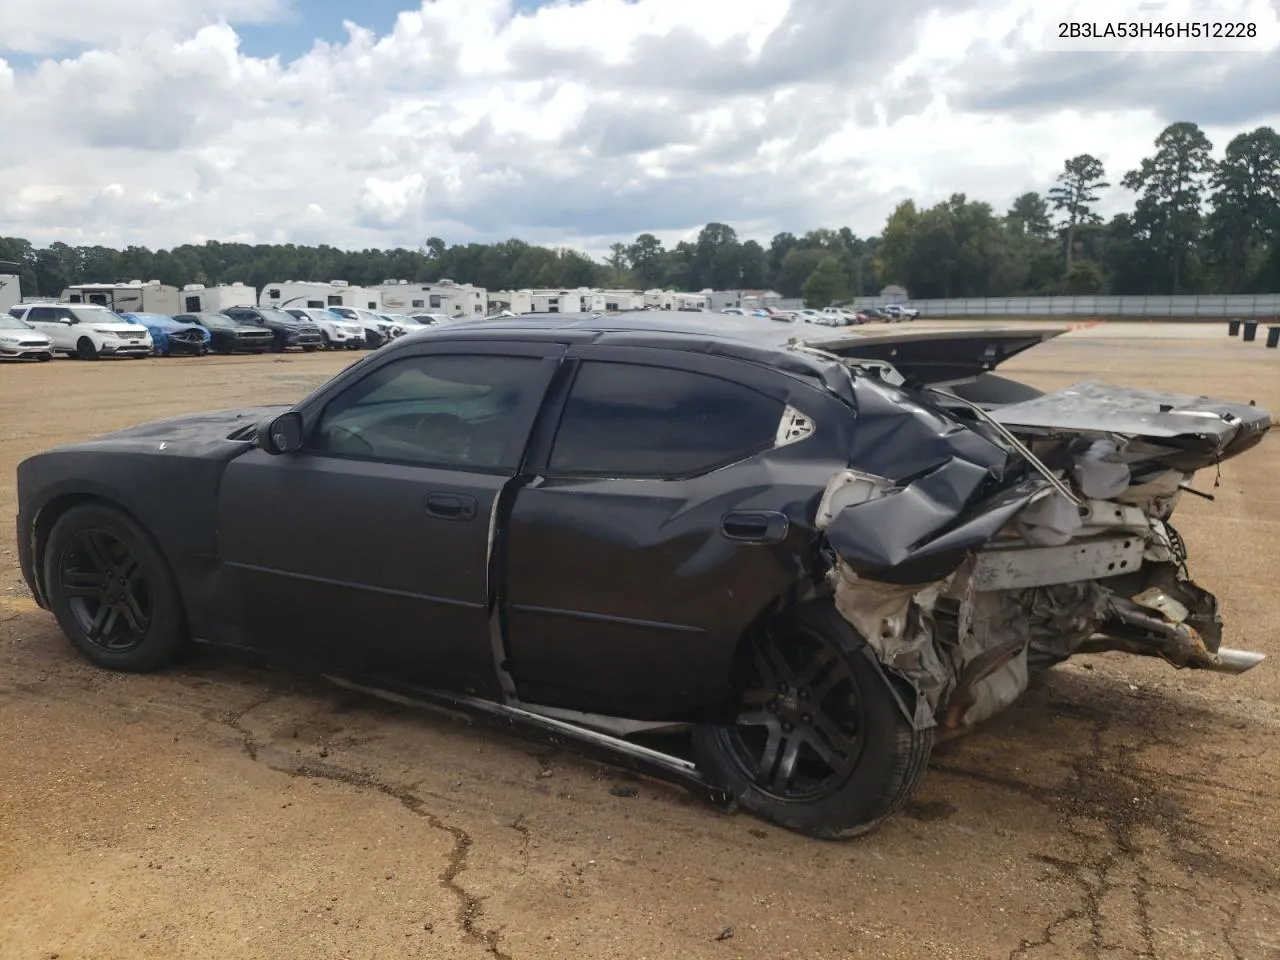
[2,121,1276,307]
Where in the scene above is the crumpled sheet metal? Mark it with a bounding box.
[830,559,952,728]
[831,554,1115,730]
[824,464,1050,586]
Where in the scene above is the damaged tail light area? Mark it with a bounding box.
[817,375,1271,734]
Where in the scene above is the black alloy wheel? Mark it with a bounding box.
[57,528,150,653]
[44,504,188,672]
[692,601,933,839]
[720,620,866,802]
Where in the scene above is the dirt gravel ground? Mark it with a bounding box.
[2,322,1279,960]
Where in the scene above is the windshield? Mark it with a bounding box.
[355,309,385,322]
[0,315,34,331]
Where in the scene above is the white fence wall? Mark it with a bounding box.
[826,294,1280,318]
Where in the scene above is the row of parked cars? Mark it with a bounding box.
[721,304,919,325]
[0,302,463,361]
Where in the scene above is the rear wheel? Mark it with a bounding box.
[43,504,189,672]
[76,337,98,360]
[692,601,932,839]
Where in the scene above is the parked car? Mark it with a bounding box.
[860,307,890,322]
[0,313,54,361]
[13,314,1270,838]
[119,312,211,357]
[282,308,366,350]
[222,306,324,353]
[410,313,459,326]
[883,305,919,321]
[329,306,392,348]
[13,303,152,359]
[173,312,274,354]
[377,313,415,338]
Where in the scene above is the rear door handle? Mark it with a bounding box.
[721,511,789,543]
[425,493,477,521]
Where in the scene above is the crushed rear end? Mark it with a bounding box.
[804,327,1271,733]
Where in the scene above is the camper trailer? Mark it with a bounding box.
[177,283,257,314]
[372,279,487,318]
[260,280,382,312]
[62,280,181,315]
[0,262,21,315]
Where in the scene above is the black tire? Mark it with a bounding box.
[42,503,189,672]
[76,337,98,360]
[692,601,932,839]
[303,345,319,353]
[321,331,333,350]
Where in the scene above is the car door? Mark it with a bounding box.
[217,339,565,697]
[23,306,68,349]
[502,346,821,719]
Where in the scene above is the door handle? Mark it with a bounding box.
[721,511,789,543]
[425,493,478,521]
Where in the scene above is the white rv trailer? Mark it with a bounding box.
[0,261,21,315]
[177,282,257,314]
[62,280,181,315]
[260,280,382,312]
[373,279,487,318]
[643,289,710,311]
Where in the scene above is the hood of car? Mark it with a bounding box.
[69,406,290,452]
[0,328,51,342]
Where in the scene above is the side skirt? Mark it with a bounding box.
[322,675,732,807]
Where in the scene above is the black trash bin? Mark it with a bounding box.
[1243,320,1259,341]
[1268,326,1280,349]
[1228,318,1241,336]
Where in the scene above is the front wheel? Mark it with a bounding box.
[42,503,189,672]
[76,337,98,360]
[692,601,932,839]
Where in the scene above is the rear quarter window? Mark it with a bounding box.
[548,361,785,479]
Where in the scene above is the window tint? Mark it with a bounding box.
[548,361,784,478]
[312,354,545,471]
[27,307,56,322]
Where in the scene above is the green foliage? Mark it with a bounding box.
[4,121,1278,301]
[802,256,852,308]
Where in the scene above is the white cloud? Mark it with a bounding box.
[1,0,1278,256]
[0,0,289,55]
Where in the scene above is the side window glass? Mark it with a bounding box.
[548,361,784,479]
[28,307,53,322]
[312,355,544,471]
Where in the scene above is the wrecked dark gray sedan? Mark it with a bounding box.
[14,313,1271,838]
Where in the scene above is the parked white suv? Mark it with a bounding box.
[15,303,153,359]
[883,304,919,321]
[282,307,366,349]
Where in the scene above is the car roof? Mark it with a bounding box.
[385,311,1068,388]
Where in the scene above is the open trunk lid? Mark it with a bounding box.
[801,327,1068,384]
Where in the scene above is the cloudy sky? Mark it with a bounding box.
[1,0,1278,256]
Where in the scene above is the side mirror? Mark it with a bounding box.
[257,411,304,455]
